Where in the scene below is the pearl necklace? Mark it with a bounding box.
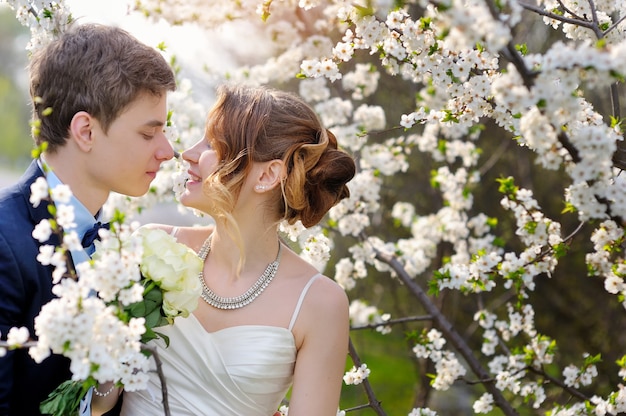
[197,236,282,310]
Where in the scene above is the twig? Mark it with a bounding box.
[517,1,597,29]
[347,337,388,415]
[527,366,592,403]
[0,340,39,348]
[604,14,626,37]
[556,0,585,20]
[351,315,432,331]
[585,0,603,39]
[342,403,377,412]
[141,344,171,416]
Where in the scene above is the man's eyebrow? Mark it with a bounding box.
[143,120,165,127]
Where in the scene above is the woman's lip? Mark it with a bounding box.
[185,175,201,186]
[187,170,202,182]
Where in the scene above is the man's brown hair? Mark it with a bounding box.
[29,23,176,152]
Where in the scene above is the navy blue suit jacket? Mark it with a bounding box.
[0,160,71,416]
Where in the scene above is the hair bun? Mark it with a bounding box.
[285,129,355,227]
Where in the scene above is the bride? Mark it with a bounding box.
[92,83,356,416]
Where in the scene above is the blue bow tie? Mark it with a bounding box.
[81,221,110,248]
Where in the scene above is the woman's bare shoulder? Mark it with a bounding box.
[294,272,349,347]
[282,248,348,308]
[308,273,349,310]
[289,261,349,317]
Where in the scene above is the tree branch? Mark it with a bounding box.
[351,315,433,331]
[141,344,171,416]
[517,1,596,30]
[373,249,520,416]
[347,337,388,415]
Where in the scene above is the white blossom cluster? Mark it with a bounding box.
[15,176,203,397]
[408,408,438,416]
[31,282,150,389]
[588,384,626,415]
[348,299,391,334]
[0,326,30,358]
[563,361,598,389]
[586,220,626,306]
[298,226,332,270]
[2,0,73,50]
[539,0,626,44]
[472,393,494,414]
[473,303,537,357]
[412,329,467,390]
[28,180,151,387]
[343,363,371,385]
[329,170,380,237]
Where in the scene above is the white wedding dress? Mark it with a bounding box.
[121,274,320,416]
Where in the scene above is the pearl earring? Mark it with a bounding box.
[255,184,266,191]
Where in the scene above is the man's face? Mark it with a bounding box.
[89,92,174,197]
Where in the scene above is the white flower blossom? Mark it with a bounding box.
[29,177,48,208]
[343,363,370,385]
[7,326,30,347]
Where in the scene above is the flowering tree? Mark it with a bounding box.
[3,0,626,415]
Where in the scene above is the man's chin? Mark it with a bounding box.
[119,186,152,198]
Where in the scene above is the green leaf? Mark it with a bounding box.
[155,331,171,347]
[40,380,90,416]
[141,326,159,344]
[496,176,518,196]
[144,285,163,302]
[515,43,528,56]
[127,301,147,317]
[145,308,163,328]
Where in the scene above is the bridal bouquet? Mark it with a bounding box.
[131,227,204,342]
[34,222,203,415]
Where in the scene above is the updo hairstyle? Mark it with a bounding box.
[204,83,355,228]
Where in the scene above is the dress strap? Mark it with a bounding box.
[288,274,322,331]
[169,226,179,238]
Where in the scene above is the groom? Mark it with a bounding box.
[0,23,176,416]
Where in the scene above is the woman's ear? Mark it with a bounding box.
[69,111,95,152]
[254,159,286,192]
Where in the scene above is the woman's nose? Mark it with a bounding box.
[182,139,203,163]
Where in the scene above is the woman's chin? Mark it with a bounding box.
[180,196,207,213]
[179,193,194,208]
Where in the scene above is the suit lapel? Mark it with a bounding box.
[20,160,54,230]
[19,159,74,273]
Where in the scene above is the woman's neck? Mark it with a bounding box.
[208,225,281,280]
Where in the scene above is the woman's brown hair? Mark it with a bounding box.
[203,83,356,230]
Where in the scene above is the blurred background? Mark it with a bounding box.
[0,5,30,184]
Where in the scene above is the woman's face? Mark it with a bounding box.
[180,137,218,211]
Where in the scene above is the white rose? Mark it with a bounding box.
[135,227,203,318]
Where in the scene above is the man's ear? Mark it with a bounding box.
[69,111,95,152]
[254,159,286,192]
